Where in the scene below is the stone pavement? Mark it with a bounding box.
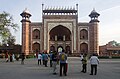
[0,57,120,79]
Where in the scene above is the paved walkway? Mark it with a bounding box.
[0,57,120,79]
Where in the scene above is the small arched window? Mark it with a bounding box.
[32,29,40,39]
[80,29,88,40]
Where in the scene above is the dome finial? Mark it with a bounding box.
[93,8,95,11]
[91,8,96,13]
[23,8,30,14]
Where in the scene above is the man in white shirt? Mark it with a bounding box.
[90,53,99,75]
[38,53,42,65]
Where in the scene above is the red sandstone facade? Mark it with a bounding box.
[20,4,100,55]
[99,40,120,56]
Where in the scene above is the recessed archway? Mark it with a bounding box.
[80,43,88,54]
[80,29,88,40]
[57,45,63,52]
[49,25,71,41]
[32,29,40,39]
[32,42,40,53]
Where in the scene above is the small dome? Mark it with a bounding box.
[89,8,100,17]
[20,8,31,17]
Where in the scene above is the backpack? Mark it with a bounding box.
[61,54,65,61]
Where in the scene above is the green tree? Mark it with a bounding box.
[0,11,18,43]
[7,33,16,46]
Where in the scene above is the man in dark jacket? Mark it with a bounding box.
[52,51,58,75]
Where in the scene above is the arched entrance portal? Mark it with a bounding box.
[49,25,71,54]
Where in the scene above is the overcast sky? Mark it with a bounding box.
[0,0,120,45]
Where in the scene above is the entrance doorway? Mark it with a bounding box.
[32,42,40,53]
[57,46,63,52]
[80,43,88,54]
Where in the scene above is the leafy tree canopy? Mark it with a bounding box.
[0,11,18,45]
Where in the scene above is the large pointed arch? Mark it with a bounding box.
[49,25,71,41]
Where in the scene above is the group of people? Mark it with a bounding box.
[4,50,99,76]
[37,50,99,76]
[37,51,49,67]
[80,53,99,75]
[5,53,15,62]
[37,50,68,76]
[5,52,25,65]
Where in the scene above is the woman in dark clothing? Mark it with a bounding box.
[10,54,13,62]
[21,53,25,65]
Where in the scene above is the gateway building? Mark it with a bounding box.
[20,4,100,55]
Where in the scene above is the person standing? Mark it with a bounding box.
[5,52,9,62]
[81,54,87,73]
[44,52,48,67]
[52,51,58,75]
[12,54,15,61]
[21,53,25,65]
[16,54,19,61]
[90,53,99,75]
[10,53,13,62]
[59,50,67,76]
[38,53,42,65]
[42,52,45,65]
[49,51,53,67]
[65,52,68,74]
[80,53,83,61]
